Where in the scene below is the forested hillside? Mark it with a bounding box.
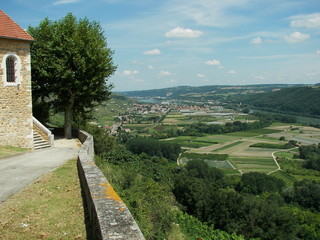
[232,86,320,117]
[120,84,297,98]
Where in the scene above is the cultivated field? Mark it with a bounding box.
[176,125,320,175]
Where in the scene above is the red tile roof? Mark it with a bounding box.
[0,10,34,41]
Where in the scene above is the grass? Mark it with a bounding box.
[0,146,29,158]
[164,136,218,148]
[221,169,241,175]
[274,151,295,159]
[180,159,233,169]
[0,159,86,240]
[226,129,281,137]
[212,141,244,152]
[204,160,234,169]
[270,171,296,188]
[249,142,292,149]
[269,122,302,127]
[229,156,277,173]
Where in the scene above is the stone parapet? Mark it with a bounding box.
[77,130,145,240]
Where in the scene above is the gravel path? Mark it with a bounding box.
[0,138,80,204]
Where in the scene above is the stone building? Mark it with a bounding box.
[0,10,34,149]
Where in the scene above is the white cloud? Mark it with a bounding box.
[148,65,154,69]
[284,32,310,43]
[169,79,177,84]
[205,59,221,66]
[228,70,236,75]
[53,0,80,5]
[160,70,171,76]
[252,74,266,80]
[166,0,250,28]
[250,37,262,44]
[290,13,320,28]
[123,70,139,76]
[143,49,161,55]
[197,74,205,78]
[164,27,203,38]
[316,50,320,55]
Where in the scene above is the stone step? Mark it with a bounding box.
[34,142,51,150]
[33,131,51,150]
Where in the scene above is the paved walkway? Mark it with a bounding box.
[0,139,81,204]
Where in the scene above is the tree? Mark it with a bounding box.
[236,172,285,195]
[28,13,116,138]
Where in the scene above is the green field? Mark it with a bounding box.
[212,141,244,152]
[204,160,234,169]
[181,159,233,168]
[249,142,292,149]
[274,151,295,159]
[226,129,281,137]
[275,150,320,183]
[269,170,296,188]
[165,136,218,148]
[229,157,277,173]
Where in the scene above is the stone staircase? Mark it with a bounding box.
[33,131,51,150]
[32,117,54,150]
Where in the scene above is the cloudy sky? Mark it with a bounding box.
[2,0,320,91]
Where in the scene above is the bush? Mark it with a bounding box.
[126,137,181,161]
[83,124,115,155]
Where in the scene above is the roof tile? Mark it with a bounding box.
[0,10,34,41]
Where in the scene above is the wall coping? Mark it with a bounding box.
[77,130,145,240]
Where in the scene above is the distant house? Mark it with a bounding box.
[0,10,52,149]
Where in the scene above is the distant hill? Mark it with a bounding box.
[120,84,302,99]
[91,93,135,126]
[232,86,320,117]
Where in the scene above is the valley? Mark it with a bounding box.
[91,85,320,185]
[86,84,320,240]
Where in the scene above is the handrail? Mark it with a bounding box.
[32,117,51,135]
[32,117,54,147]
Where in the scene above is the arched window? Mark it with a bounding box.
[6,55,16,83]
[2,53,22,86]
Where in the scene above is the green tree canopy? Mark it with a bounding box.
[236,172,285,195]
[28,13,116,138]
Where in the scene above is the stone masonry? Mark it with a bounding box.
[0,38,33,149]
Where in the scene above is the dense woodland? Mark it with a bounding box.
[98,144,320,240]
[121,84,299,98]
[230,87,320,118]
[299,144,320,171]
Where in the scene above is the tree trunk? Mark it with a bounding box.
[64,95,75,139]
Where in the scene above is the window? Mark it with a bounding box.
[2,53,22,86]
[6,55,16,83]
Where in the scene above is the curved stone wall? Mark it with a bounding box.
[77,130,145,240]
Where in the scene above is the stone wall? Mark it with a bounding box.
[77,130,145,240]
[0,39,33,149]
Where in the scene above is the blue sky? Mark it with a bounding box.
[2,0,320,91]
